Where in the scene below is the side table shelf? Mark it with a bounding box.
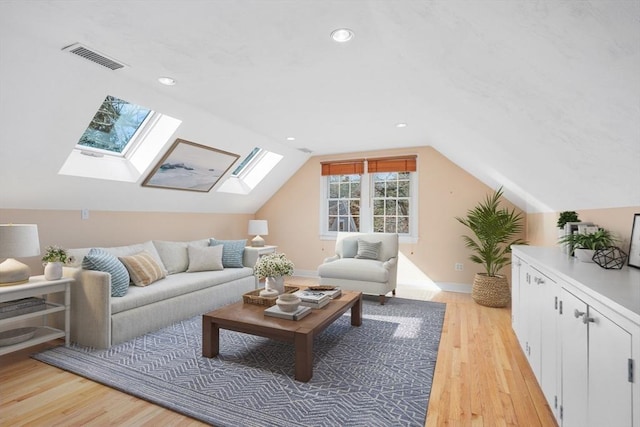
[0,276,72,356]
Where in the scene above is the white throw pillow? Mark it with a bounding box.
[187,244,224,272]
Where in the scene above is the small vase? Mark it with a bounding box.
[44,262,63,281]
[265,276,285,294]
[276,293,301,312]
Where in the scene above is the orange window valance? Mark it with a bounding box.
[367,155,417,173]
[320,159,365,176]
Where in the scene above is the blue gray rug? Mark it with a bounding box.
[33,297,446,427]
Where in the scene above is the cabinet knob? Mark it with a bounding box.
[583,316,595,324]
[574,309,585,319]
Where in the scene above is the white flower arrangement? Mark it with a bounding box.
[253,253,294,279]
[42,245,74,265]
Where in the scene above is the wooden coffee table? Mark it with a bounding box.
[202,290,362,382]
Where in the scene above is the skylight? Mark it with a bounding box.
[59,95,181,182]
[218,147,282,194]
[76,96,152,156]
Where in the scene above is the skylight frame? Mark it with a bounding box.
[75,96,157,159]
[232,147,265,178]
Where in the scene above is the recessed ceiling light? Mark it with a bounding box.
[396,123,408,128]
[158,76,176,86]
[330,28,354,43]
[286,137,296,141]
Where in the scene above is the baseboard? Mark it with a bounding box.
[434,282,472,293]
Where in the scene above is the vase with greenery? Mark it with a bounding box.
[557,211,579,229]
[558,228,617,261]
[455,187,527,307]
[42,245,74,280]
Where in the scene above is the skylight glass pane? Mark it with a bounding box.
[77,95,152,154]
[232,147,261,176]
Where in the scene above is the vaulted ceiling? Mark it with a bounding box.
[1,1,638,214]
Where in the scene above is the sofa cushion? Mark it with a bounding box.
[317,258,390,283]
[153,239,210,274]
[119,251,166,286]
[209,239,246,268]
[187,245,224,272]
[82,248,130,297]
[110,267,254,315]
[68,241,167,275]
[355,239,381,260]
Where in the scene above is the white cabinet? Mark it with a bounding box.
[0,276,72,356]
[561,288,633,427]
[512,257,560,418]
[511,246,639,427]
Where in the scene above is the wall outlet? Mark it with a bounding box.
[81,208,89,220]
[455,263,464,271]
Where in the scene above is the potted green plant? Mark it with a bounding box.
[42,245,74,280]
[455,187,527,307]
[557,211,579,229]
[558,228,617,262]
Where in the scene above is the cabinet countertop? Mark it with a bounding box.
[512,246,640,325]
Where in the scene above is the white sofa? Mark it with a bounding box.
[317,232,399,304]
[63,238,260,349]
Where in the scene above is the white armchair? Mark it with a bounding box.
[317,232,399,304]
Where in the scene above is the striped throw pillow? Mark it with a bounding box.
[119,251,166,286]
[82,248,130,297]
[355,239,382,260]
[209,239,247,268]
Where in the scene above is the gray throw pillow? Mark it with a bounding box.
[355,239,382,260]
[187,245,224,272]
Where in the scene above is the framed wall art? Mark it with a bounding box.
[142,139,239,192]
[628,213,640,269]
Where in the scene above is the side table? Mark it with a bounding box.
[0,276,72,356]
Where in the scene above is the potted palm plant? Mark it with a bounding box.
[456,187,527,307]
[558,228,617,262]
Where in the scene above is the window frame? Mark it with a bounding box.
[320,163,418,243]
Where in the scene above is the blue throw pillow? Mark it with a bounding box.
[209,239,246,268]
[82,248,130,297]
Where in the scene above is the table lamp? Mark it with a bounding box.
[248,220,268,247]
[0,224,41,285]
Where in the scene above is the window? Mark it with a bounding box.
[217,147,283,195]
[327,174,361,232]
[321,156,417,241]
[59,95,181,182]
[76,95,153,156]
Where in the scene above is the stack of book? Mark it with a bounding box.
[264,304,311,320]
[294,290,331,308]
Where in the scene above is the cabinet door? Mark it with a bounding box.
[524,265,542,379]
[536,270,559,417]
[587,306,632,427]
[560,289,588,427]
[511,257,522,336]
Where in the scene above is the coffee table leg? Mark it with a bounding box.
[294,328,313,382]
[351,293,363,326]
[202,316,219,358]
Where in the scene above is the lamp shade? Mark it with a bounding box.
[248,220,269,236]
[0,224,40,258]
[0,224,40,285]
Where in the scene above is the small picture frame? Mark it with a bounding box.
[628,213,640,269]
[142,139,239,192]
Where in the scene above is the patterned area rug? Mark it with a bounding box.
[33,297,446,427]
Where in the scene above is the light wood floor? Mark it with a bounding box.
[0,277,557,427]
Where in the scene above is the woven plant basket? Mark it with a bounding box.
[471,273,510,308]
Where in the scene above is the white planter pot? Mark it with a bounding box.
[574,249,596,263]
[44,262,63,280]
[265,276,285,294]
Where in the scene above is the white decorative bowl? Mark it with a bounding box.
[276,293,301,312]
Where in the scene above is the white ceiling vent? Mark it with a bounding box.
[61,43,127,70]
[297,147,313,154]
